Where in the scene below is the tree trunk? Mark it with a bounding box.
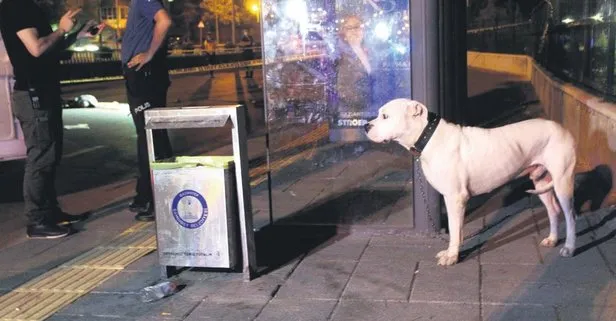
[216,15,220,44]
[232,3,236,44]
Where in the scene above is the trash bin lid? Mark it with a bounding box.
[150,156,234,169]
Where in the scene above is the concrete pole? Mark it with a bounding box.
[410,0,441,235]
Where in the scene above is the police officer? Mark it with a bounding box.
[122,0,173,221]
[0,0,99,238]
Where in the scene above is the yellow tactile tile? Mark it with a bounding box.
[0,122,328,320]
[0,222,157,321]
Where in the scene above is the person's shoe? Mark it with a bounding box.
[27,224,71,239]
[129,200,150,213]
[135,211,155,222]
[55,211,86,226]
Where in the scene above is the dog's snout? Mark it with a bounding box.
[364,123,373,133]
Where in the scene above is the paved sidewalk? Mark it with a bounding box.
[0,68,614,320]
[11,196,615,321]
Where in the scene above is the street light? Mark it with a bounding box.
[198,21,205,46]
[248,1,260,23]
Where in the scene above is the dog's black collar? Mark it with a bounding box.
[410,112,441,156]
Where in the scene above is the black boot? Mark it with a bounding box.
[135,211,155,222]
[129,198,151,213]
[27,223,71,239]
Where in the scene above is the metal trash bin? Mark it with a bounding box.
[151,156,239,272]
[145,106,257,280]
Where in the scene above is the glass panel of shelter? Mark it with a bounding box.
[258,0,414,227]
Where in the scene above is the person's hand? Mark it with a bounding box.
[58,8,82,33]
[127,52,153,71]
[77,21,105,39]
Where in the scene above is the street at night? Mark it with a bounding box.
[0,68,264,203]
[0,0,615,319]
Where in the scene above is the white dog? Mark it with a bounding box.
[365,98,577,266]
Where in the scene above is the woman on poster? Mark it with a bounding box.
[331,15,376,142]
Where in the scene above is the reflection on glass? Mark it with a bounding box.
[333,15,373,142]
[468,0,616,97]
[261,0,412,225]
[331,5,410,142]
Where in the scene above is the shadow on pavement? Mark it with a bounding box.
[255,224,338,276]
[484,207,616,321]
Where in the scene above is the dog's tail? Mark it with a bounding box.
[525,182,554,195]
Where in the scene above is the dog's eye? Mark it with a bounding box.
[382,114,388,119]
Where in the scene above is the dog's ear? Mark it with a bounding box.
[409,101,425,117]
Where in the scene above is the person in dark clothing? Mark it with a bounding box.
[204,35,216,77]
[0,0,100,238]
[239,29,255,78]
[122,0,173,222]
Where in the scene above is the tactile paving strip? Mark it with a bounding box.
[0,124,329,320]
[0,223,156,321]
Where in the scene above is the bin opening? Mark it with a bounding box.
[150,156,235,170]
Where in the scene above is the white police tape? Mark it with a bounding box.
[60,53,326,85]
[170,59,263,76]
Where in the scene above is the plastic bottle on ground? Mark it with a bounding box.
[139,280,179,303]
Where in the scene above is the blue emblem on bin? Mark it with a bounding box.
[171,190,208,229]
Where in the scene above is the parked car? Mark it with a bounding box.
[69,39,115,61]
[94,46,114,60]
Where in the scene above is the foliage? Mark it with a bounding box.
[200,0,255,24]
[181,1,202,28]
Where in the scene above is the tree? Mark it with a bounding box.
[181,1,201,43]
[201,0,253,44]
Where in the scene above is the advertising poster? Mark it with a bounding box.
[262,0,410,142]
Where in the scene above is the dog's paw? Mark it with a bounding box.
[540,237,557,248]
[559,246,574,257]
[436,251,458,266]
[435,250,447,259]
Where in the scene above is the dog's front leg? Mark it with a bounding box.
[436,195,468,266]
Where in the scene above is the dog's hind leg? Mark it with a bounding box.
[536,190,561,248]
[543,136,577,257]
[553,172,577,257]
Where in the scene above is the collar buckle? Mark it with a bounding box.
[410,146,421,157]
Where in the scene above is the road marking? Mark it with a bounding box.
[250,147,317,187]
[63,123,90,130]
[64,145,106,159]
[249,124,329,187]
